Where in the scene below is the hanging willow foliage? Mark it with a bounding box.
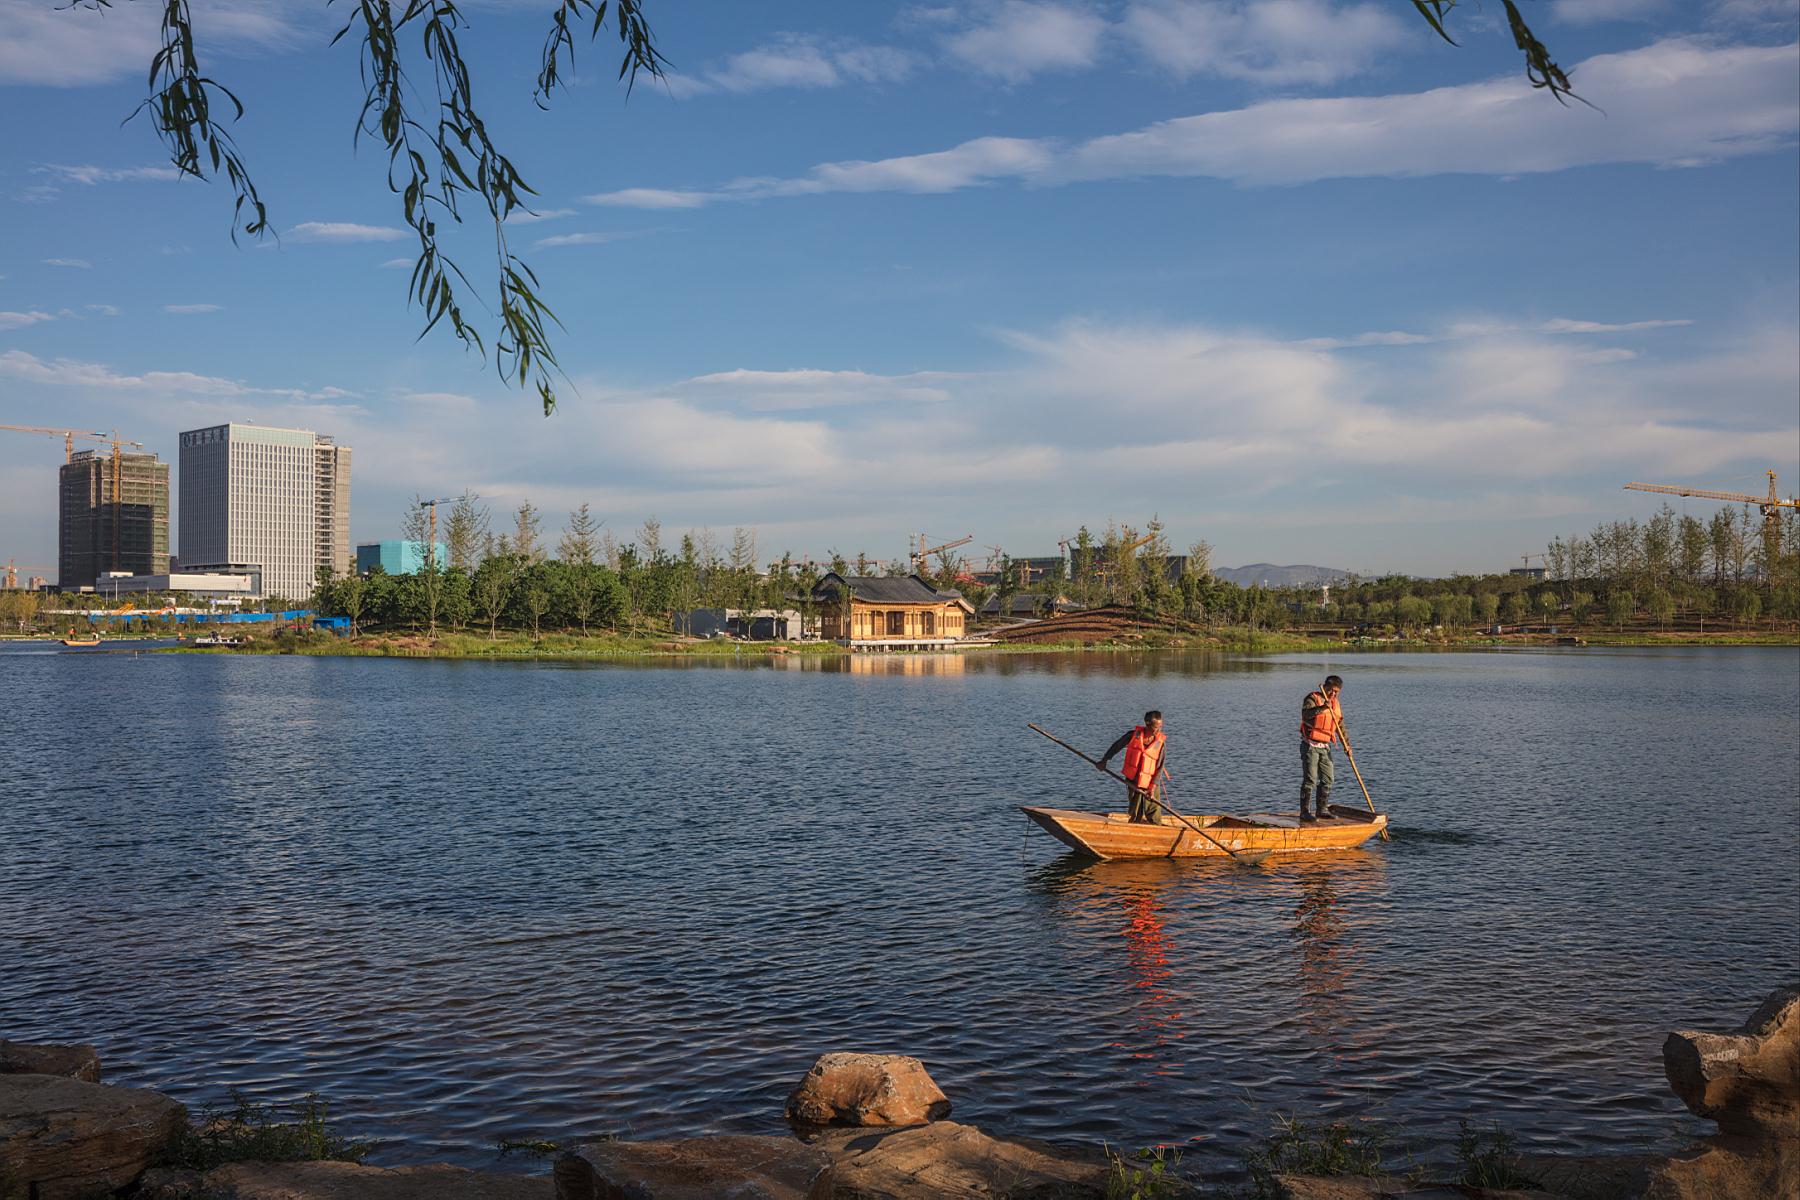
[78,1,1576,417]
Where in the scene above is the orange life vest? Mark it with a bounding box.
[1301,691,1341,744]
[1121,725,1166,790]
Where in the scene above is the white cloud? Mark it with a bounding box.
[0,349,346,403]
[33,163,184,185]
[86,304,123,317]
[942,1,1107,83]
[504,208,576,224]
[43,258,92,269]
[288,222,409,243]
[583,188,713,210]
[674,34,919,95]
[1552,0,1672,23]
[600,38,1794,206]
[532,231,642,249]
[679,368,956,411]
[0,311,56,331]
[1122,0,1411,85]
[0,0,303,87]
[378,258,413,270]
[1063,39,1799,186]
[163,303,222,315]
[1540,317,1694,334]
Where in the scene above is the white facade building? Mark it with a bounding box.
[178,423,352,601]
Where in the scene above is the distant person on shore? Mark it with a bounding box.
[1098,711,1166,824]
[1300,675,1344,822]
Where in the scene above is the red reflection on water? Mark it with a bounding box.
[1121,888,1185,1070]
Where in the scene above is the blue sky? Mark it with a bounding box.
[2,0,1797,580]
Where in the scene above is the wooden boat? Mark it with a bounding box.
[60,634,102,647]
[1020,804,1388,860]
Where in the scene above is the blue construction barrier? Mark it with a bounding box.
[81,610,316,624]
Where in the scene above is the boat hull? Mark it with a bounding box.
[1020,804,1387,860]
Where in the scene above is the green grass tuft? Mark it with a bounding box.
[162,1091,374,1169]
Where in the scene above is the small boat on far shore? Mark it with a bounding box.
[193,634,246,647]
[1021,804,1388,860]
[59,632,102,647]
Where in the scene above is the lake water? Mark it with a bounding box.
[1,644,1795,1177]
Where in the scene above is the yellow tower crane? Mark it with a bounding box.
[2,425,146,571]
[4,560,54,590]
[910,532,972,575]
[1624,470,1797,577]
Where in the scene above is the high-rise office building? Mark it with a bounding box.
[178,423,353,601]
[58,450,170,589]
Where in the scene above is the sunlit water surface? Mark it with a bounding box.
[2,645,1795,1175]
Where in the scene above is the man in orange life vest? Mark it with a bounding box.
[1098,711,1167,824]
[1299,675,1344,822]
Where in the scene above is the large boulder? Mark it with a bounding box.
[785,1054,950,1129]
[0,1039,101,1082]
[808,1120,1132,1199]
[1663,983,1800,1139]
[1641,1135,1800,1200]
[160,1160,554,1199]
[0,1073,185,1199]
[554,1134,833,1200]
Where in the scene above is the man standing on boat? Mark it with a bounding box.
[1098,711,1166,824]
[1300,675,1344,822]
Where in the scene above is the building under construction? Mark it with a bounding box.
[59,450,169,589]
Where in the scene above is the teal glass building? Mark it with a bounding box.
[355,541,450,575]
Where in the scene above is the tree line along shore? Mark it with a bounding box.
[5,501,1796,652]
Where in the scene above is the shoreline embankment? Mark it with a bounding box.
[3,985,1795,1198]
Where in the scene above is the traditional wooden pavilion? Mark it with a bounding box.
[811,573,975,648]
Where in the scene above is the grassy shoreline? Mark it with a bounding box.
[133,624,1800,661]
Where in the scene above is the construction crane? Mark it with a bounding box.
[1625,470,1798,576]
[910,532,972,575]
[4,560,52,590]
[416,495,464,569]
[1092,530,1158,586]
[2,425,145,571]
[0,425,112,461]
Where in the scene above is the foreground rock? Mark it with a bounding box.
[0,1039,101,1082]
[1662,983,1799,1139]
[805,1120,1143,1199]
[785,1053,951,1129]
[555,1134,833,1200]
[141,1160,554,1199]
[1270,1178,1537,1199]
[0,1073,185,1199]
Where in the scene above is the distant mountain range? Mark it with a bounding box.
[1213,563,1355,587]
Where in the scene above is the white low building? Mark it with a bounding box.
[92,568,261,601]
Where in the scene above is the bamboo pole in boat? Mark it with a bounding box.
[1336,721,1388,840]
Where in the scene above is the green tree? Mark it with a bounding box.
[566,562,604,635]
[441,567,473,633]
[1646,587,1675,627]
[1476,592,1500,627]
[1500,592,1526,625]
[1606,590,1634,629]
[472,540,519,639]
[1395,594,1431,632]
[338,573,368,636]
[445,493,488,572]
[559,503,603,565]
[513,502,545,564]
[401,496,446,635]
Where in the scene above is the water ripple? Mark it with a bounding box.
[0,645,1795,1176]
